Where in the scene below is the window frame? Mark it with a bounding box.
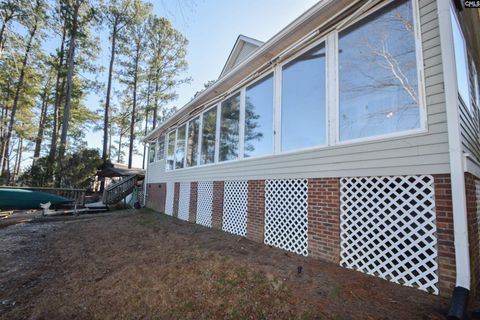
[156,135,165,161]
[148,142,156,163]
[165,129,176,171]
[449,3,473,113]
[276,37,329,154]
[218,90,242,163]
[334,0,427,145]
[155,0,428,170]
[244,71,275,159]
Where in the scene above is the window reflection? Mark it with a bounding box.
[166,131,175,171]
[201,107,217,165]
[156,136,165,161]
[186,117,200,167]
[175,125,186,169]
[245,74,273,158]
[149,143,155,163]
[219,93,240,162]
[281,43,326,151]
[339,0,420,141]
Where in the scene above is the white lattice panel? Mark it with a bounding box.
[340,175,439,294]
[178,182,190,221]
[165,182,174,216]
[222,181,248,236]
[197,181,213,227]
[265,179,309,256]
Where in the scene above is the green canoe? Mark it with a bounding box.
[0,188,72,209]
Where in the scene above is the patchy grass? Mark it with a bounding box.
[0,210,448,319]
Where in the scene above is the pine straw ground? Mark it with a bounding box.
[0,209,448,319]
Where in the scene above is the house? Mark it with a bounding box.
[142,0,480,303]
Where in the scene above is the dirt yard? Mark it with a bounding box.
[0,209,449,319]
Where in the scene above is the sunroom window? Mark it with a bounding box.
[450,6,472,110]
[281,42,326,151]
[156,135,165,161]
[219,93,240,162]
[175,124,186,169]
[338,0,420,141]
[200,107,217,165]
[245,74,273,158]
[148,143,155,163]
[186,116,200,167]
[166,131,175,171]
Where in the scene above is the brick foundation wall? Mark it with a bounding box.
[465,173,480,295]
[247,180,265,243]
[146,183,166,213]
[307,178,341,264]
[173,182,180,218]
[212,181,224,230]
[189,182,198,223]
[433,174,456,296]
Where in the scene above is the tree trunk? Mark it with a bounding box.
[33,80,50,164]
[117,133,122,163]
[152,69,160,129]
[128,48,140,169]
[103,21,119,163]
[47,19,67,179]
[5,22,38,182]
[0,13,14,58]
[12,137,22,182]
[142,76,152,169]
[56,0,79,187]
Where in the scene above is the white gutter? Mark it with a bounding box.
[437,0,470,290]
[143,0,357,143]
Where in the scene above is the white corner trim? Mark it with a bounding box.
[437,0,471,290]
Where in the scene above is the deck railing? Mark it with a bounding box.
[0,186,86,206]
[103,175,137,205]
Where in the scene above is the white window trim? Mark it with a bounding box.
[243,71,275,158]
[161,0,429,171]
[450,2,473,112]
[166,130,175,171]
[156,135,165,162]
[197,114,203,166]
[218,91,242,163]
[276,36,329,154]
[335,0,427,144]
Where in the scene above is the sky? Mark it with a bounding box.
[46,0,320,169]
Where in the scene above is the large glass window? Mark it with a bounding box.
[156,135,165,161]
[245,74,273,158]
[175,124,186,169]
[166,131,175,171]
[200,107,217,165]
[450,6,471,110]
[281,43,326,151]
[219,93,240,161]
[148,143,155,163]
[186,116,200,167]
[339,0,420,141]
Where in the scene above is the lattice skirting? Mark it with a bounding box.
[197,181,214,227]
[178,182,191,221]
[222,181,248,236]
[265,179,309,256]
[340,175,439,294]
[165,181,175,216]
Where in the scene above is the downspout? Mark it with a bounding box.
[437,1,471,318]
[143,142,149,208]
